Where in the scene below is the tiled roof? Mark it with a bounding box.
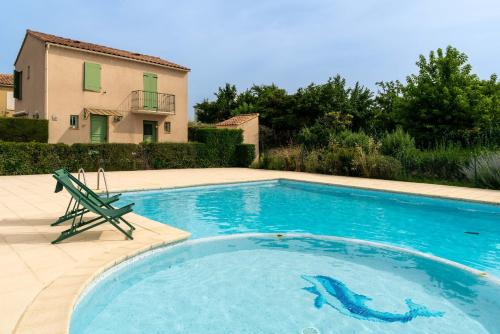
[27,30,190,71]
[216,113,259,126]
[0,74,13,86]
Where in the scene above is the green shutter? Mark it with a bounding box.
[143,73,158,109]
[84,62,101,92]
[13,70,22,99]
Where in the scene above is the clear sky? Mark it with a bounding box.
[1,0,499,119]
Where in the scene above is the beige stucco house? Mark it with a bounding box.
[216,113,259,160]
[14,30,190,144]
[0,74,14,117]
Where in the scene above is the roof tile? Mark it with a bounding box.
[27,30,190,71]
[216,113,259,126]
[0,74,13,86]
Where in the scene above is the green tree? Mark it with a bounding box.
[398,46,496,146]
[194,83,238,123]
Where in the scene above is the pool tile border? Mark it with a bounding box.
[13,231,190,334]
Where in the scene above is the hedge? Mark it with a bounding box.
[234,144,256,167]
[189,127,244,166]
[0,141,255,175]
[0,118,48,142]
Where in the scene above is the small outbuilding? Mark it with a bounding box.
[216,113,259,161]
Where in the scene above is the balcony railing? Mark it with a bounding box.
[130,90,175,114]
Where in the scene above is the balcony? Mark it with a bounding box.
[130,90,175,115]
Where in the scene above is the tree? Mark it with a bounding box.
[398,46,494,146]
[372,80,404,135]
[194,83,238,123]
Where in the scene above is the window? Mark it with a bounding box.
[84,62,101,92]
[6,91,14,110]
[70,115,79,129]
[27,66,31,80]
[164,121,171,133]
[13,70,22,99]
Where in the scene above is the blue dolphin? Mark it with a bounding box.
[302,275,444,323]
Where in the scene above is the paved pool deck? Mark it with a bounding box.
[1,168,499,334]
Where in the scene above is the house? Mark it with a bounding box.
[14,30,190,144]
[216,113,259,159]
[0,74,14,117]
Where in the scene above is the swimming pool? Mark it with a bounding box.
[117,179,500,276]
[71,235,500,334]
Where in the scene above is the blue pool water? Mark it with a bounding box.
[71,235,500,334]
[117,180,500,276]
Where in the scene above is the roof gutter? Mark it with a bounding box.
[46,42,190,72]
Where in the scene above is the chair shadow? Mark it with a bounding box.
[0,217,110,244]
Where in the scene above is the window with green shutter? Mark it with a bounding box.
[84,62,101,92]
[13,70,22,99]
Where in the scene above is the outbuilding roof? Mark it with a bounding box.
[24,30,190,71]
[216,113,259,127]
[0,74,13,87]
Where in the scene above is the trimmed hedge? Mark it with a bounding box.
[0,141,255,175]
[189,127,244,166]
[0,118,48,142]
[234,144,256,167]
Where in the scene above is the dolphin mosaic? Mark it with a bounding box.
[302,275,444,323]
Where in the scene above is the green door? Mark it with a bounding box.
[90,115,108,143]
[143,73,158,110]
[143,121,157,143]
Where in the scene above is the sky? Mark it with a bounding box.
[1,0,499,119]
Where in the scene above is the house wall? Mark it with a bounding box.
[0,86,14,117]
[46,45,188,144]
[14,35,46,118]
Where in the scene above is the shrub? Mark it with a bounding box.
[234,144,255,167]
[331,130,374,154]
[189,127,243,166]
[303,149,323,173]
[0,140,255,175]
[409,144,472,180]
[381,128,416,157]
[143,142,204,169]
[260,147,302,171]
[0,118,48,142]
[461,153,500,189]
[362,154,402,179]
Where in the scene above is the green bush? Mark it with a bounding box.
[234,144,255,167]
[362,154,402,179]
[0,140,256,175]
[144,142,204,169]
[260,147,302,171]
[331,130,374,154]
[189,127,243,166]
[0,118,48,142]
[381,128,416,157]
[409,145,472,180]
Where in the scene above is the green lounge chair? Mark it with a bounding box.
[52,169,121,226]
[52,170,135,244]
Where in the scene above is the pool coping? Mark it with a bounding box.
[10,171,500,334]
[13,227,190,334]
[107,177,500,206]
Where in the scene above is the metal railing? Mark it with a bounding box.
[130,90,175,114]
[96,167,109,198]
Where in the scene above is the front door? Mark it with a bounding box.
[90,115,108,143]
[143,121,157,143]
[143,73,158,110]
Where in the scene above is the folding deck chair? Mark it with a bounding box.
[52,169,121,226]
[52,169,135,244]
